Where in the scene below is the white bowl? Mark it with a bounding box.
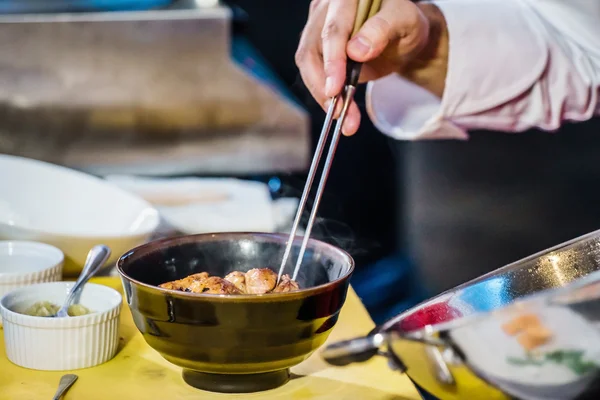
[0,281,122,370]
[0,240,64,323]
[0,154,160,275]
[0,240,64,294]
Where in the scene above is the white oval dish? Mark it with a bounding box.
[0,154,160,275]
[0,281,122,370]
[0,241,64,323]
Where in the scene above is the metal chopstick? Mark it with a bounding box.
[277,0,382,284]
[277,97,340,283]
[290,83,358,281]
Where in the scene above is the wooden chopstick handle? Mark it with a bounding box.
[352,0,373,37]
[347,0,383,86]
[351,0,383,37]
[368,0,383,19]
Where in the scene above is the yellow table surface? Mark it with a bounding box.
[0,277,422,400]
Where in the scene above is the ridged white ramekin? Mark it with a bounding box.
[0,241,64,324]
[0,281,122,370]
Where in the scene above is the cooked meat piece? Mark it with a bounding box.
[178,272,209,287]
[159,272,209,291]
[273,274,300,293]
[159,268,299,294]
[224,271,247,293]
[517,325,553,351]
[245,268,277,294]
[188,276,241,294]
[502,313,543,336]
[159,281,183,291]
[501,312,553,351]
[190,272,210,280]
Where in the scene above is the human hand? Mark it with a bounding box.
[295,0,448,135]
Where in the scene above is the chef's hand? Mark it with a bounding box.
[295,0,448,135]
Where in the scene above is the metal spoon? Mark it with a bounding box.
[52,245,111,318]
[52,374,78,400]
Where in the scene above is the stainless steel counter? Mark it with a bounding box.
[0,1,309,175]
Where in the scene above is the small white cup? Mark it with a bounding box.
[0,240,64,323]
[0,281,122,370]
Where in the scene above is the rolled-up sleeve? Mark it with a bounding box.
[366,0,600,140]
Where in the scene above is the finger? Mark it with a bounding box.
[341,101,361,136]
[322,0,357,97]
[298,51,328,109]
[347,0,427,63]
[296,0,329,109]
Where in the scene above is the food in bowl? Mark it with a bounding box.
[23,301,92,317]
[117,232,354,393]
[159,268,300,294]
[501,312,553,351]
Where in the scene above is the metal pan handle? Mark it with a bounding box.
[321,329,450,367]
[321,333,387,366]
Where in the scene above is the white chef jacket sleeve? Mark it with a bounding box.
[366,0,600,140]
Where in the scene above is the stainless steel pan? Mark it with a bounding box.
[323,229,600,399]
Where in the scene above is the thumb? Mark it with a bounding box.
[347,0,425,63]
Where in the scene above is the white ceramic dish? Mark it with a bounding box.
[0,241,64,323]
[0,281,122,371]
[0,240,64,295]
[0,155,160,275]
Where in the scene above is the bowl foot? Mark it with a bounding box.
[182,369,290,393]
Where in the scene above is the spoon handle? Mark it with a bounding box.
[57,245,111,317]
[52,374,78,400]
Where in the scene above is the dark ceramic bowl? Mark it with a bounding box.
[117,232,354,393]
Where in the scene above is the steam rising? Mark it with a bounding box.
[275,178,381,263]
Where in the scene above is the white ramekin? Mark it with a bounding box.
[0,241,64,323]
[0,281,122,370]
